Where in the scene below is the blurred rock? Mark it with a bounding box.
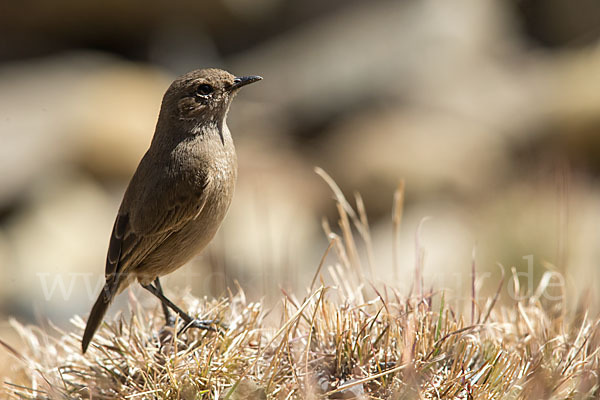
[512,0,600,48]
[64,64,171,178]
[0,57,79,209]
[546,48,600,122]
[231,0,526,134]
[510,47,600,176]
[3,170,116,320]
[367,179,600,305]
[229,0,553,219]
[317,107,511,215]
[0,53,170,208]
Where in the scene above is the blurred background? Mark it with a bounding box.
[1,0,600,355]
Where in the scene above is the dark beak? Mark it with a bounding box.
[229,75,262,91]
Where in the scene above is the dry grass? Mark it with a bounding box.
[2,171,600,399]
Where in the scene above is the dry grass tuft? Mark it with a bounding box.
[2,173,600,399]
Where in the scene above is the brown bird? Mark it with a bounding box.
[81,68,262,353]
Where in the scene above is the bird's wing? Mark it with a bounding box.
[104,172,209,298]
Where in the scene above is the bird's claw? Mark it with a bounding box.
[164,315,176,327]
[177,319,225,337]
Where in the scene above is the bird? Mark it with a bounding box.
[81,68,262,353]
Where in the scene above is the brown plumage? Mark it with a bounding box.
[82,68,261,353]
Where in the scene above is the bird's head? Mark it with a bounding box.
[161,68,262,128]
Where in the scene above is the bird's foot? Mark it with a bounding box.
[164,314,176,327]
[177,319,226,337]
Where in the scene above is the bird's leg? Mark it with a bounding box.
[153,278,175,326]
[142,280,219,336]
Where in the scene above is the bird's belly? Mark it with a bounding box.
[135,179,235,285]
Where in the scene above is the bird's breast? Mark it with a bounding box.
[190,138,237,221]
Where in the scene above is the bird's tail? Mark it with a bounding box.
[82,283,113,353]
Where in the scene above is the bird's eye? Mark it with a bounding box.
[196,84,213,96]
